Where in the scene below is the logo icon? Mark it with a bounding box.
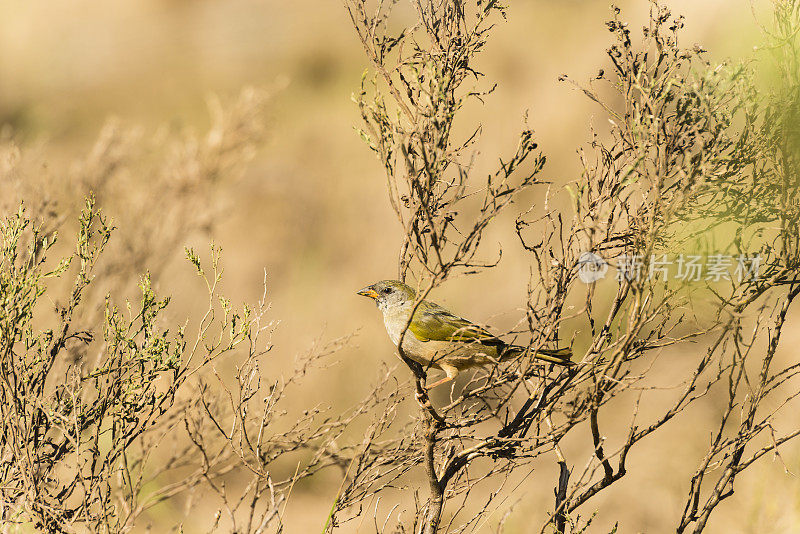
[578,252,608,283]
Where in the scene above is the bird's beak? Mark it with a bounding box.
[357,285,380,299]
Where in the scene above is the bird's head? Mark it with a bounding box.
[357,280,416,311]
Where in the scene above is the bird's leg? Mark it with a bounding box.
[427,365,459,389]
[427,376,453,389]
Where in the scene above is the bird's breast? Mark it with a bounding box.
[383,315,405,346]
[379,307,500,370]
[402,337,500,370]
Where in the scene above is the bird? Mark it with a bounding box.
[357,280,573,389]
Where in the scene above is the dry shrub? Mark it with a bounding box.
[2,2,800,533]
[337,1,800,533]
[0,88,390,533]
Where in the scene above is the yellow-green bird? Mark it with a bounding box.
[358,280,573,388]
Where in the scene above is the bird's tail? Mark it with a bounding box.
[502,346,574,366]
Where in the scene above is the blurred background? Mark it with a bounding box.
[2,1,796,532]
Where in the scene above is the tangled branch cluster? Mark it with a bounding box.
[340,1,800,533]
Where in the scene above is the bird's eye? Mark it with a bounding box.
[382,287,392,294]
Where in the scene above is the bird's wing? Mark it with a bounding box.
[409,301,504,346]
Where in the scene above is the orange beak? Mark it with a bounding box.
[357,286,380,299]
